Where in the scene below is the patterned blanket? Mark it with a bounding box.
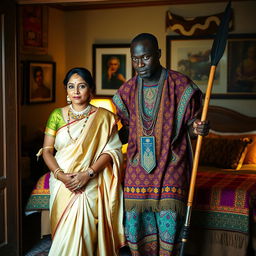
[26,172,50,211]
[26,170,256,233]
[192,171,256,234]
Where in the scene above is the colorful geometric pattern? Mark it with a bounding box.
[26,172,50,211]
[125,209,182,256]
[192,171,256,234]
[113,70,202,212]
[124,185,186,200]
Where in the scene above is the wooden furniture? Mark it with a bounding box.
[186,105,256,256]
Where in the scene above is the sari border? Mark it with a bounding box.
[56,109,97,133]
[51,193,80,239]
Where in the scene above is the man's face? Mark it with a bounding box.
[130,39,161,80]
[35,71,43,86]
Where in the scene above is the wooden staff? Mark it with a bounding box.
[179,1,232,255]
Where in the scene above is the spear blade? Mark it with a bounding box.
[211,0,232,66]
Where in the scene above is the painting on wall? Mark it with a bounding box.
[24,61,56,104]
[93,44,132,96]
[166,35,227,97]
[19,6,48,55]
[228,35,256,95]
[166,34,256,99]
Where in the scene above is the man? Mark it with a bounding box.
[31,66,51,99]
[112,33,209,256]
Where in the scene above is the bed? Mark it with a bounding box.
[185,105,256,256]
[25,105,256,255]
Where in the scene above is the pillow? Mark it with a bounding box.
[199,137,251,170]
[208,130,256,164]
[26,172,50,211]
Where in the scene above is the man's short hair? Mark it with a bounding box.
[131,33,159,49]
[33,66,43,79]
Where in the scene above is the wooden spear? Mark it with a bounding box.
[179,1,232,255]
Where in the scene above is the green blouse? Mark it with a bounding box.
[45,108,66,137]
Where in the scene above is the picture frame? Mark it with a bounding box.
[93,44,132,96]
[166,34,256,99]
[24,61,56,104]
[19,5,48,55]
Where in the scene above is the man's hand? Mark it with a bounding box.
[189,119,210,138]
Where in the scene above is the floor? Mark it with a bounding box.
[22,212,132,256]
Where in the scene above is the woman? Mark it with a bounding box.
[41,67,125,255]
[104,56,126,89]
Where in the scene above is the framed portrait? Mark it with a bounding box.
[93,44,132,96]
[166,34,256,99]
[227,34,256,97]
[24,61,56,104]
[19,6,48,55]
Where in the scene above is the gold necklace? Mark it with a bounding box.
[69,104,91,120]
[67,105,92,142]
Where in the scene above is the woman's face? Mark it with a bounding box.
[108,58,120,72]
[66,73,91,106]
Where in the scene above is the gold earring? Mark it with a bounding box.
[67,95,71,104]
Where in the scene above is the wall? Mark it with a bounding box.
[21,7,66,140]
[64,0,256,117]
[20,0,256,141]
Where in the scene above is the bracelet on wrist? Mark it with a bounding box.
[56,170,64,180]
[53,167,63,180]
[86,167,96,178]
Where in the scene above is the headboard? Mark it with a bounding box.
[207,105,256,132]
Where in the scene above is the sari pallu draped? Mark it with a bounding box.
[48,107,125,256]
[113,69,202,214]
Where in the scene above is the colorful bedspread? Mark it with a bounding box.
[26,172,50,211]
[192,171,256,234]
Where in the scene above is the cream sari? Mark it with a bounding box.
[48,107,125,256]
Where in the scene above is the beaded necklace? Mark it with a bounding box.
[67,105,92,142]
[69,104,91,120]
[138,68,166,173]
[138,68,166,136]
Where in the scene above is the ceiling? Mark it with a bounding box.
[17,0,237,11]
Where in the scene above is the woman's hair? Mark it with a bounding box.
[63,67,96,95]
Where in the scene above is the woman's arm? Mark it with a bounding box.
[66,126,121,192]
[42,134,58,172]
[65,153,113,192]
[42,134,74,189]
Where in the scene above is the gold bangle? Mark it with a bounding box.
[56,170,64,180]
[53,167,63,179]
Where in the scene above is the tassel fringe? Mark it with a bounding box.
[125,199,186,215]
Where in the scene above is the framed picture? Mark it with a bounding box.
[227,34,256,97]
[166,34,256,99]
[19,6,48,55]
[24,61,56,104]
[93,44,132,96]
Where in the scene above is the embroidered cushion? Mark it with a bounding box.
[199,137,251,170]
[208,130,256,165]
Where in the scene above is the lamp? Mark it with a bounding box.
[90,98,116,113]
[90,98,127,153]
